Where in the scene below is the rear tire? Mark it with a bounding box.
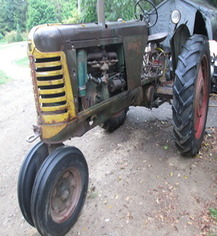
[172,35,210,156]
[101,108,128,132]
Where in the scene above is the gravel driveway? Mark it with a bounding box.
[0,42,216,236]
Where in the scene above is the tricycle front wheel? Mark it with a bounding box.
[31,146,89,236]
[17,141,49,226]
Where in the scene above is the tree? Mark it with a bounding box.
[27,0,78,30]
[0,0,216,37]
[79,0,135,23]
[27,0,58,30]
[50,0,77,22]
[105,0,134,21]
[80,0,97,23]
[0,0,27,36]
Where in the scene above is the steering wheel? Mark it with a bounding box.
[134,0,158,28]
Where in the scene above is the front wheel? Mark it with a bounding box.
[17,142,49,226]
[172,35,210,156]
[31,146,89,236]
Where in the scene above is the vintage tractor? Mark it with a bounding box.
[18,0,217,235]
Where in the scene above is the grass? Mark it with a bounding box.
[14,56,28,67]
[0,39,6,44]
[0,43,29,85]
[209,208,217,219]
[0,41,6,46]
[0,70,11,84]
[0,42,9,49]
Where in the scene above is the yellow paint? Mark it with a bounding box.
[38,87,65,95]
[39,96,66,104]
[37,79,64,86]
[35,61,62,68]
[41,124,67,140]
[28,36,76,140]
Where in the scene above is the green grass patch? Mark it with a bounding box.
[209,208,217,219]
[14,56,28,67]
[0,42,14,50]
[0,41,9,48]
[0,40,6,45]
[0,70,11,84]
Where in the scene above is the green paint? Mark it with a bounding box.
[77,49,87,97]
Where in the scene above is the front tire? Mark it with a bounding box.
[31,146,89,236]
[172,35,210,156]
[17,142,49,226]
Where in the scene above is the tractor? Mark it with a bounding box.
[18,0,217,235]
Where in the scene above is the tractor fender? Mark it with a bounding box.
[170,24,190,78]
[170,9,210,77]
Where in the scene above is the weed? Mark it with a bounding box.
[0,70,11,84]
[14,57,28,67]
[209,208,217,219]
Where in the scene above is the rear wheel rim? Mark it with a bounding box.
[194,55,209,140]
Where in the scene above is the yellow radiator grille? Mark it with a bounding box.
[35,56,67,114]
[29,49,76,139]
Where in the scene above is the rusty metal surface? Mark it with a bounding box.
[29,55,42,125]
[123,35,147,89]
[31,21,148,52]
[27,19,149,143]
[170,25,190,76]
[42,86,144,143]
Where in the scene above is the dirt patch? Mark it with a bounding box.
[0,43,216,236]
[68,121,217,236]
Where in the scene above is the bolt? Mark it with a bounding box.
[61,189,70,201]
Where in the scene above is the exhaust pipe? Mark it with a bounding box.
[97,0,105,27]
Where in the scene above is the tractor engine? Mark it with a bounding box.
[27,20,147,142]
[79,49,126,111]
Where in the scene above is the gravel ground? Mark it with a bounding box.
[0,42,216,236]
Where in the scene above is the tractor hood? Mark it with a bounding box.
[150,0,217,47]
[29,21,147,52]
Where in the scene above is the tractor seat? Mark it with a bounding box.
[148,32,168,43]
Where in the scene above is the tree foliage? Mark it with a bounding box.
[50,0,76,22]
[79,0,135,23]
[0,0,217,39]
[27,0,77,30]
[80,0,97,23]
[27,0,57,30]
[105,0,135,21]
[0,0,27,36]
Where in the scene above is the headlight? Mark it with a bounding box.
[171,10,181,24]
